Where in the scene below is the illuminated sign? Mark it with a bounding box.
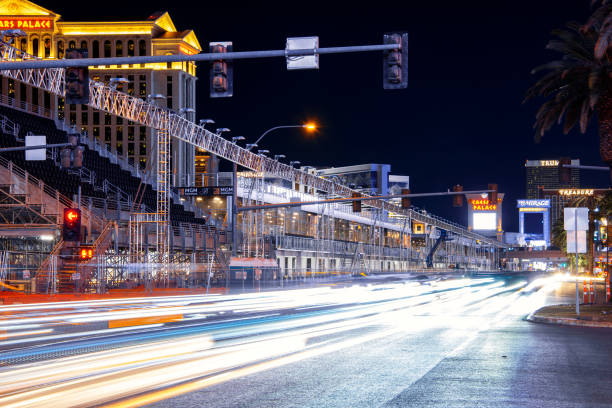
[517,199,550,208]
[177,186,234,196]
[473,212,496,230]
[519,207,547,212]
[0,18,53,30]
[471,199,496,211]
[539,160,559,167]
[558,189,594,196]
[413,223,424,234]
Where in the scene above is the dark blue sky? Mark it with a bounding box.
[50,0,609,232]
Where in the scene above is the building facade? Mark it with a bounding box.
[525,159,580,198]
[525,158,582,225]
[0,0,204,185]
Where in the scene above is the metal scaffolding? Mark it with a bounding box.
[0,39,505,249]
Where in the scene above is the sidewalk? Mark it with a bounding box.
[527,304,612,328]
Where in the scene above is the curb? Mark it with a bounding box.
[526,313,612,329]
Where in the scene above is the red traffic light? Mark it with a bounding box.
[65,208,80,224]
[79,247,93,260]
[63,208,81,242]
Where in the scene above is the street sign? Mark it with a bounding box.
[567,230,587,254]
[286,36,319,70]
[177,186,234,196]
[564,207,589,231]
[25,135,45,160]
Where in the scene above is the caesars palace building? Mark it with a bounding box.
[0,0,214,185]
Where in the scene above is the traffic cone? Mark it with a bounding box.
[584,280,589,304]
[606,277,610,302]
[590,279,595,304]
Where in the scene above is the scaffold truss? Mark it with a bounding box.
[0,40,505,248]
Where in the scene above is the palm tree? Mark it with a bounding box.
[585,1,612,59]
[551,192,612,273]
[524,21,612,178]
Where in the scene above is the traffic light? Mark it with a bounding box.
[65,49,89,105]
[488,184,498,204]
[60,148,71,168]
[60,145,84,169]
[559,157,571,184]
[78,245,94,261]
[73,146,84,168]
[452,185,464,207]
[383,32,408,90]
[209,42,233,98]
[401,189,411,209]
[63,208,81,242]
[352,192,361,213]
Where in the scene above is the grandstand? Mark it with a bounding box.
[0,102,226,294]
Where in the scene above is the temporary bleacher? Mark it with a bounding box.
[0,105,206,226]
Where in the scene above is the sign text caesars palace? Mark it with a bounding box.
[0,18,52,29]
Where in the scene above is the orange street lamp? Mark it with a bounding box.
[303,122,317,131]
[248,123,319,151]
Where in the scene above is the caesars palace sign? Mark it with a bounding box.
[471,199,496,211]
[0,18,53,30]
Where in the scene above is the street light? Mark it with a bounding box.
[199,118,215,127]
[258,149,270,156]
[289,161,301,167]
[216,128,231,135]
[179,107,195,115]
[147,94,165,101]
[274,154,286,161]
[253,123,318,148]
[232,136,245,143]
[245,143,258,151]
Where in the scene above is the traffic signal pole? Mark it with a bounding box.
[0,43,401,70]
[0,142,71,153]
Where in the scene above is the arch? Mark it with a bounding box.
[80,40,87,51]
[104,40,111,58]
[92,40,99,58]
[116,40,123,57]
[138,39,146,56]
[127,40,135,56]
[56,40,64,59]
[43,37,51,58]
[32,37,39,57]
[68,40,76,49]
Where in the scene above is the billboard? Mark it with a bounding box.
[517,199,550,208]
[473,212,496,230]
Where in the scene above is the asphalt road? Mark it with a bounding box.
[150,276,612,408]
[0,273,609,407]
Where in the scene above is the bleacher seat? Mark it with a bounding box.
[0,106,206,225]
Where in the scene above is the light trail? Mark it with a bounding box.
[0,276,555,407]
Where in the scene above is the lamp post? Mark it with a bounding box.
[199,118,215,127]
[246,123,317,151]
[231,136,245,257]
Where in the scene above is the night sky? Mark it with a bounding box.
[43,0,610,232]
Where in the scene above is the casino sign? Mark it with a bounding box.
[471,199,496,211]
[0,17,53,30]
